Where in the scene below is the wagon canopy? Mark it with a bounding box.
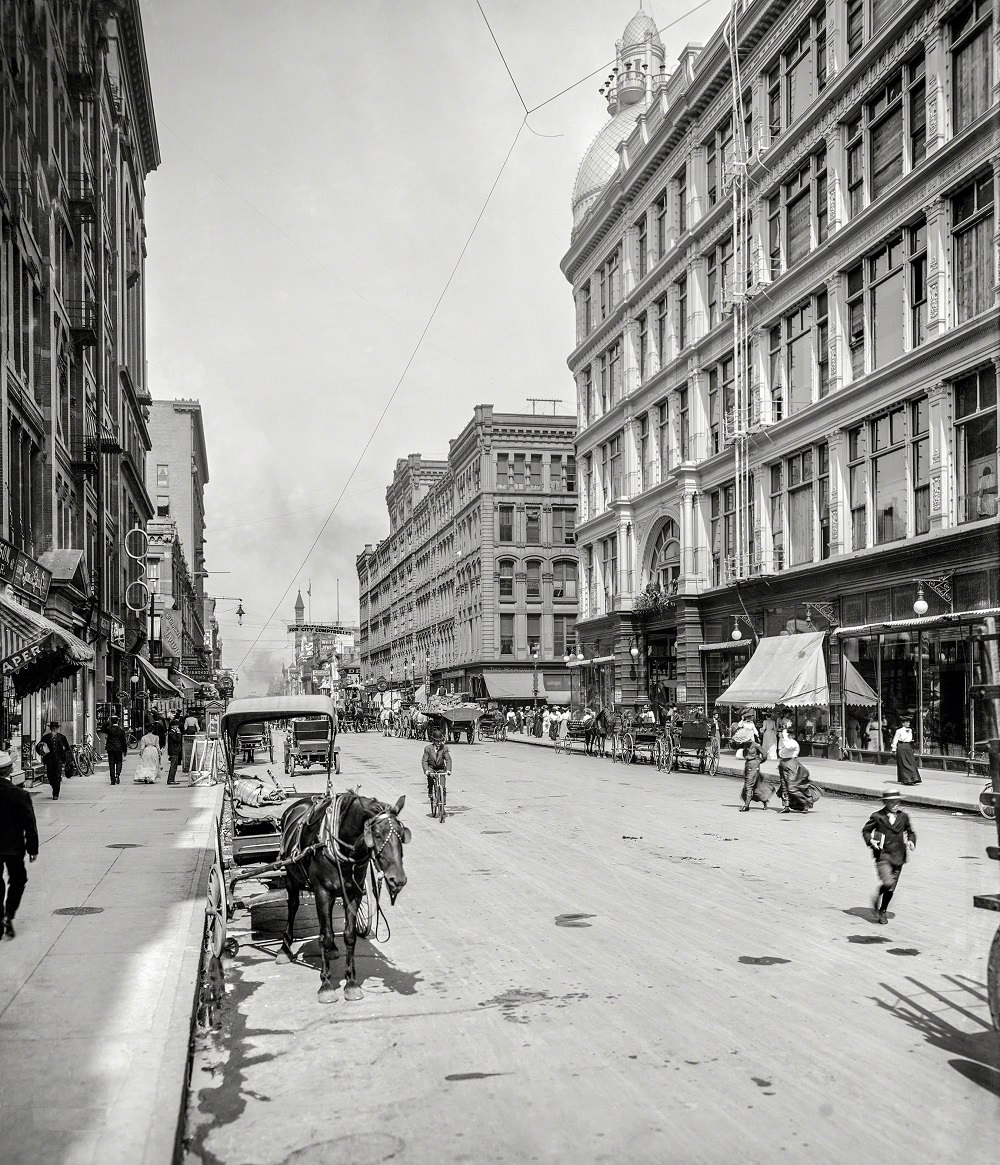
[715,633,829,709]
[221,695,337,743]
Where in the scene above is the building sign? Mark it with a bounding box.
[100,613,126,650]
[0,537,52,604]
[2,635,54,678]
[160,609,182,659]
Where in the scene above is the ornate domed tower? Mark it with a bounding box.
[571,8,666,229]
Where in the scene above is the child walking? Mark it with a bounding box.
[862,788,917,924]
[739,739,768,810]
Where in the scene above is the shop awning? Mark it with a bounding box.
[541,675,571,705]
[841,656,878,707]
[715,632,829,709]
[483,671,538,700]
[171,671,200,695]
[0,590,94,699]
[133,654,182,697]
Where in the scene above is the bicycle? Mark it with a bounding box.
[426,769,447,823]
[979,780,998,821]
[70,742,94,777]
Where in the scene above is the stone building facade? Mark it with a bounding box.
[357,406,579,703]
[1,0,159,760]
[563,2,998,767]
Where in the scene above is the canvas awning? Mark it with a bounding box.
[0,590,94,698]
[715,632,829,709]
[541,676,571,704]
[841,656,878,707]
[171,670,200,694]
[133,654,182,697]
[482,671,538,700]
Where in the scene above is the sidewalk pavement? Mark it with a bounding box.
[508,730,989,813]
[0,753,222,1165]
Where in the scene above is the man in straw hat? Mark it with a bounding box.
[0,750,39,938]
[862,788,917,924]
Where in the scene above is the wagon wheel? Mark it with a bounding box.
[499,724,507,742]
[206,864,227,959]
[620,731,635,765]
[705,738,720,777]
[610,732,620,764]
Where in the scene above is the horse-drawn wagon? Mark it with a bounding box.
[418,697,483,743]
[478,707,508,742]
[285,715,340,776]
[610,709,669,766]
[662,710,721,776]
[235,720,274,764]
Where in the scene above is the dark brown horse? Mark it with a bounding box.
[585,707,611,756]
[277,791,410,1003]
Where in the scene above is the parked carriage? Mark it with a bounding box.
[285,715,341,776]
[478,708,508,743]
[609,708,669,766]
[235,720,274,764]
[662,709,721,776]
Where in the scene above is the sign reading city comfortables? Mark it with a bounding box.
[2,634,56,678]
[0,537,52,603]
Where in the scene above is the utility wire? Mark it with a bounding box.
[235,118,526,672]
[477,1,529,115]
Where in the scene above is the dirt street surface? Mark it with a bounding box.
[184,732,1000,1165]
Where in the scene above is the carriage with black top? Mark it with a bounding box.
[661,707,721,776]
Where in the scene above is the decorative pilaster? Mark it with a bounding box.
[926,379,951,531]
[688,255,708,346]
[993,158,1000,308]
[622,315,640,399]
[622,217,639,297]
[923,196,947,338]
[687,360,709,463]
[924,25,945,154]
[688,143,706,226]
[825,272,844,397]
[826,427,848,556]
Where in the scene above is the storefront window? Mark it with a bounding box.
[704,646,751,720]
[921,627,968,756]
[842,634,882,750]
[880,632,918,734]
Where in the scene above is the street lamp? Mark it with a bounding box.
[531,642,540,710]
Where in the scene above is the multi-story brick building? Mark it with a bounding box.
[144,398,211,690]
[563,3,998,768]
[357,405,579,704]
[1,0,159,761]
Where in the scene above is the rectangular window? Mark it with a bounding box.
[655,189,669,259]
[525,507,541,545]
[817,443,830,558]
[156,464,169,489]
[599,339,622,410]
[955,365,999,522]
[710,482,737,586]
[845,55,925,216]
[849,423,868,550]
[704,116,733,209]
[656,293,669,364]
[553,614,575,659]
[582,366,594,423]
[598,246,621,320]
[766,7,827,140]
[564,455,576,493]
[911,397,930,535]
[498,504,513,542]
[552,508,576,546]
[846,221,926,377]
[602,433,623,502]
[601,534,618,608]
[156,496,169,517]
[770,463,784,570]
[496,452,510,488]
[953,173,995,324]
[951,1,993,133]
[500,614,514,656]
[769,291,827,420]
[553,561,577,600]
[526,561,541,599]
[675,165,687,234]
[677,385,690,462]
[513,453,525,488]
[675,274,688,351]
[581,282,592,333]
[637,312,649,383]
[636,213,648,280]
[526,613,541,653]
[498,560,514,599]
[849,0,904,58]
[706,233,733,330]
[526,453,542,490]
[787,449,815,565]
[658,401,670,477]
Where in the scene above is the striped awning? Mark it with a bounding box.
[133,653,182,697]
[0,590,94,698]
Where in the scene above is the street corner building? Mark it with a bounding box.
[0,1,161,775]
[357,405,579,707]
[563,2,998,771]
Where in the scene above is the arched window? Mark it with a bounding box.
[498,559,515,599]
[648,519,681,591]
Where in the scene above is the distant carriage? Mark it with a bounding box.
[285,716,341,776]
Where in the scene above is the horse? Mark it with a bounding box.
[277,791,410,1003]
[584,707,611,757]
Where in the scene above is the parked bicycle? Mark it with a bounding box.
[69,742,94,777]
[980,780,998,821]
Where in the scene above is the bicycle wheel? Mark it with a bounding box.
[436,780,446,823]
[80,747,95,777]
[980,785,997,821]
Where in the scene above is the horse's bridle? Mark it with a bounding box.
[363,808,407,860]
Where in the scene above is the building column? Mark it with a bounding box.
[826,272,845,396]
[687,361,708,463]
[927,379,952,531]
[622,315,640,399]
[826,427,848,556]
[688,255,707,345]
[622,216,639,297]
[688,143,706,226]
[993,158,1000,308]
[825,0,845,83]
[924,195,947,338]
[826,125,846,236]
[925,24,946,153]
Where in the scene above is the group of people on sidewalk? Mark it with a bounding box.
[736,719,823,814]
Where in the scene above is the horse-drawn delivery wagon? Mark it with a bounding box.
[418,696,483,743]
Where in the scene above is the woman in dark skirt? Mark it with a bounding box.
[890,716,922,785]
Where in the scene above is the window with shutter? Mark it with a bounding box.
[870,110,903,200]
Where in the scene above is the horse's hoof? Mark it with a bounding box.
[317,986,339,1004]
[344,983,364,1002]
[275,949,293,964]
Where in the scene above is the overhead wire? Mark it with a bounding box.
[230,0,726,672]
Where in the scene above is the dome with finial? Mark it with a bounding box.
[571,8,665,230]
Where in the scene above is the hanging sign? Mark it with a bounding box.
[160,609,183,659]
[0,537,51,603]
[2,634,55,677]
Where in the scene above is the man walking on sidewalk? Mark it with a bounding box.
[36,720,70,800]
[103,714,129,785]
[166,717,183,784]
[0,750,39,938]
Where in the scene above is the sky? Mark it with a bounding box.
[141,0,731,694]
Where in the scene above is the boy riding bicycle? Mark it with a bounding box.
[421,728,452,807]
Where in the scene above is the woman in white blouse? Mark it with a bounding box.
[889,716,922,785]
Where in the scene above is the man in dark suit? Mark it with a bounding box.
[102,714,129,785]
[0,750,39,938]
[36,720,70,800]
[862,788,917,924]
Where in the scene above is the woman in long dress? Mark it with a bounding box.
[777,730,821,812]
[760,714,778,762]
[890,716,922,785]
[133,727,162,784]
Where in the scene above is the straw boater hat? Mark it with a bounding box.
[882,787,903,801]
